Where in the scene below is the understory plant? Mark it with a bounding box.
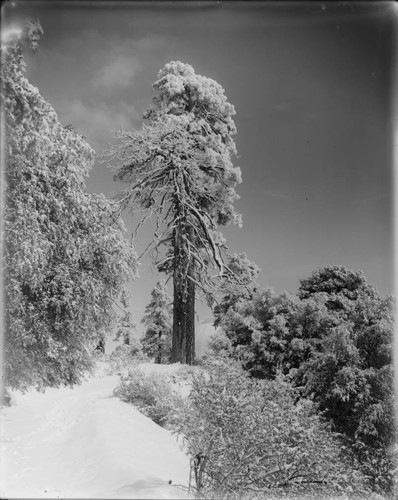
[173,356,373,499]
[107,342,147,374]
[113,368,183,427]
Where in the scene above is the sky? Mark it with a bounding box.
[2,1,397,328]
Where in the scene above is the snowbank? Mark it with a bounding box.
[0,365,191,499]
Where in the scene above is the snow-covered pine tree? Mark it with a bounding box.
[2,21,137,393]
[115,311,136,345]
[213,252,261,329]
[141,281,172,364]
[104,61,242,364]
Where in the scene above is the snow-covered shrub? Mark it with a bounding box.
[113,368,183,427]
[174,365,204,382]
[167,365,206,399]
[173,356,372,499]
[207,330,233,357]
[107,342,147,374]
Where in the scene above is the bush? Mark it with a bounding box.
[351,442,397,497]
[173,357,372,499]
[113,368,183,427]
[107,342,147,374]
[216,267,395,496]
[207,330,233,357]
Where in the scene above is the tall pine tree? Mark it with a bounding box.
[141,281,172,364]
[105,61,241,364]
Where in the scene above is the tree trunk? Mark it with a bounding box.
[157,332,162,364]
[171,224,195,364]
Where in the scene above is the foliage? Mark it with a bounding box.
[298,265,378,303]
[141,280,172,363]
[113,368,183,427]
[216,266,396,495]
[173,357,371,499]
[215,288,307,378]
[114,311,136,346]
[103,61,242,363]
[207,329,233,357]
[213,252,261,327]
[106,342,146,375]
[2,21,137,392]
[295,267,396,494]
[296,304,396,493]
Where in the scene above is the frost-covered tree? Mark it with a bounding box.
[114,311,136,345]
[298,265,379,318]
[217,265,396,494]
[296,267,395,494]
[2,21,137,393]
[141,281,172,364]
[213,252,261,328]
[105,61,242,364]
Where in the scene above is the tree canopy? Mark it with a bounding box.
[141,280,172,364]
[213,252,261,328]
[2,21,137,392]
[105,61,242,363]
[214,265,395,494]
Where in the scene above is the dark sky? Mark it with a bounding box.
[2,1,396,326]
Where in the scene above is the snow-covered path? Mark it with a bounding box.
[0,365,191,499]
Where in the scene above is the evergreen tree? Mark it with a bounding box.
[298,265,377,301]
[295,267,395,493]
[115,311,136,345]
[216,265,396,494]
[141,281,172,364]
[213,252,261,328]
[2,21,137,393]
[105,61,241,364]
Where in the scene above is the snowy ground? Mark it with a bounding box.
[0,362,191,499]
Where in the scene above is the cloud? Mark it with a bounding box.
[87,32,166,92]
[1,25,23,44]
[56,98,140,152]
[41,28,167,97]
[92,54,142,91]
